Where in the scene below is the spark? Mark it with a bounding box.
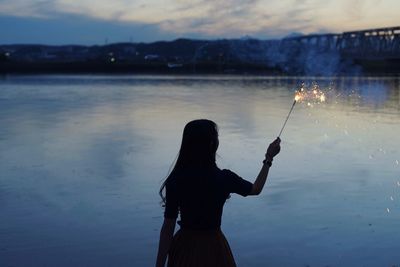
[396,160,399,165]
[278,82,327,138]
[386,208,390,213]
[294,83,326,104]
[390,196,394,201]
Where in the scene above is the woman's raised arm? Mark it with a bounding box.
[248,137,281,195]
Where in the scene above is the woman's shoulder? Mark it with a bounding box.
[219,168,239,178]
[214,168,243,185]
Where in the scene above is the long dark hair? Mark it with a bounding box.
[159,119,219,204]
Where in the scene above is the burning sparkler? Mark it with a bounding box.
[278,83,326,138]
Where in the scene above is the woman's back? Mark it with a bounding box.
[165,167,252,230]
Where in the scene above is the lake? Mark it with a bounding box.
[0,75,399,267]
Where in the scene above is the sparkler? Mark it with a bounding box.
[278,84,326,138]
[278,97,298,138]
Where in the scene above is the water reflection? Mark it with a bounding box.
[0,75,399,267]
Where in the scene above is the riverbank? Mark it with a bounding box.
[1,59,399,76]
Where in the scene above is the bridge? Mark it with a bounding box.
[281,26,400,59]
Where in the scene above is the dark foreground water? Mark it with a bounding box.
[0,75,400,267]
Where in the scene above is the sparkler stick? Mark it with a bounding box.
[278,99,297,138]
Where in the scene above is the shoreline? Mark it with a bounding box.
[1,61,400,76]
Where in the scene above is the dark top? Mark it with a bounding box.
[164,166,253,230]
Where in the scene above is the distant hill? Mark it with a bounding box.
[283,32,305,39]
[1,26,400,75]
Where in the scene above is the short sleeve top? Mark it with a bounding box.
[164,167,253,230]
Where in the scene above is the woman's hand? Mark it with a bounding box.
[266,137,281,160]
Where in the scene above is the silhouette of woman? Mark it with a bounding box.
[156,119,281,267]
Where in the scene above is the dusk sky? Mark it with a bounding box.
[0,0,399,45]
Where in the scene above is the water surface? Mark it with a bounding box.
[1,75,399,267]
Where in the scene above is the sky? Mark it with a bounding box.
[0,0,399,45]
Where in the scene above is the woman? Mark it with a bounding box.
[156,119,281,267]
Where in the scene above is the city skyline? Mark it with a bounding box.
[0,0,399,45]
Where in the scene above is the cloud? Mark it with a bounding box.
[0,0,399,43]
[0,0,55,18]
